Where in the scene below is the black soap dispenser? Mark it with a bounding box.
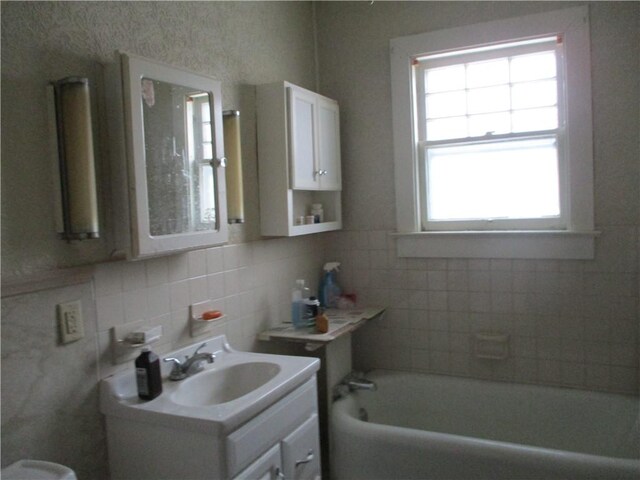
[135,346,163,401]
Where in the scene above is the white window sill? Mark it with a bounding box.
[393,230,598,259]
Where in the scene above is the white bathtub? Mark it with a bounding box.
[331,370,640,480]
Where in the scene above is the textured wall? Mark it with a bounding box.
[1,0,316,278]
[1,2,320,477]
[316,2,639,394]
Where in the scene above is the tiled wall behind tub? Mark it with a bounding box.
[327,229,639,395]
[95,236,325,379]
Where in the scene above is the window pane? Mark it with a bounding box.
[425,65,465,93]
[426,138,560,221]
[467,85,510,114]
[426,117,467,141]
[468,112,511,137]
[467,58,509,88]
[200,100,211,122]
[511,51,556,82]
[203,143,213,159]
[200,164,215,223]
[512,107,558,132]
[426,91,466,118]
[202,123,212,142]
[512,80,557,109]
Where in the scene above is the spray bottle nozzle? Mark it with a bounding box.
[323,262,341,272]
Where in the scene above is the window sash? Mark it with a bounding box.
[419,133,566,230]
[414,37,568,231]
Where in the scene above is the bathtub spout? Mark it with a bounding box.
[333,373,377,400]
[347,379,377,392]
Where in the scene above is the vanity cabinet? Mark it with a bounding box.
[233,414,321,480]
[257,82,342,237]
[104,376,321,480]
[106,52,228,260]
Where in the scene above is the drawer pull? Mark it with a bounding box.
[275,467,285,479]
[295,449,314,468]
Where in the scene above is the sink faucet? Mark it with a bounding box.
[163,342,216,381]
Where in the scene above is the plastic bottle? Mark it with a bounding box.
[319,262,342,308]
[135,347,162,401]
[304,296,320,326]
[310,204,324,223]
[316,310,329,334]
[291,279,310,328]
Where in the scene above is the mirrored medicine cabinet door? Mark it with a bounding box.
[121,52,228,258]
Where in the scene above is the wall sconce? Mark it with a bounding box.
[223,110,244,224]
[48,77,99,241]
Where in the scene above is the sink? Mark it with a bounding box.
[172,362,281,407]
[100,335,320,434]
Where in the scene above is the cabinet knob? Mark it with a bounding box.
[314,170,328,177]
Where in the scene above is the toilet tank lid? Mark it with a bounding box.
[1,460,77,480]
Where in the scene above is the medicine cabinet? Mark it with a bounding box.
[257,81,342,237]
[107,52,228,260]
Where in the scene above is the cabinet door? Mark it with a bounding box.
[281,414,321,480]
[120,52,228,259]
[288,87,319,190]
[317,97,341,191]
[233,444,283,480]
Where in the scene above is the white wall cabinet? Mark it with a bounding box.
[257,82,342,237]
[289,88,341,191]
[106,52,228,260]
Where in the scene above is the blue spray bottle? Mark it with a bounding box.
[319,262,342,308]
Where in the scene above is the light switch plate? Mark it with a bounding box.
[57,300,85,344]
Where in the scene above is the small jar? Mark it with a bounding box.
[310,203,324,223]
[304,215,315,224]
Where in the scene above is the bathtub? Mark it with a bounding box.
[331,370,640,480]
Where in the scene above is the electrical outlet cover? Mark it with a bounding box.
[57,300,85,344]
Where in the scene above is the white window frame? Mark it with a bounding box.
[390,6,597,259]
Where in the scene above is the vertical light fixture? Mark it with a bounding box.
[223,110,244,224]
[49,77,99,240]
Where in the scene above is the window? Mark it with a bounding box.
[390,7,596,259]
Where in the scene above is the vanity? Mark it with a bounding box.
[100,336,321,480]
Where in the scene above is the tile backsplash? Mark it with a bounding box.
[328,228,639,395]
[94,237,326,379]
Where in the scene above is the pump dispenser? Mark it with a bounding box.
[319,262,342,308]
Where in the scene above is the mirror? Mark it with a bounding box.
[119,52,228,259]
[141,79,217,236]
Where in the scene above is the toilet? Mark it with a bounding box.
[1,460,77,480]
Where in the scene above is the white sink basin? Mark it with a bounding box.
[172,362,281,407]
[100,335,319,434]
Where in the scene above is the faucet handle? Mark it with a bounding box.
[192,342,208,356]
[163,357,187,381]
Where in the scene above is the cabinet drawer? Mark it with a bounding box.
[226,377,317,477]
[281,414,321,480]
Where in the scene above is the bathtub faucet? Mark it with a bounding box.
[333,372,377,400]
[347,379,377,392]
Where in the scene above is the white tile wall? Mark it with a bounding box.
[334,229,639,395]
[94,236,325,379]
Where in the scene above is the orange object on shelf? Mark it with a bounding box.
[202,310,223,320]
[315,313,329,334]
